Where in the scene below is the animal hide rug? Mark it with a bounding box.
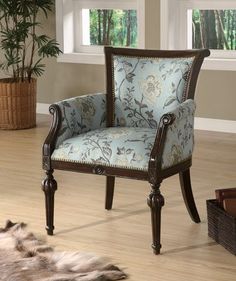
[0,220,127,281]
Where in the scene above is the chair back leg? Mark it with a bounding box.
[179,168,200,223]
[42,169,57,235]
[147,183,164,255]
[105,176,115,210]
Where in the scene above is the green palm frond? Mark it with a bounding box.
[38,39,62,58]
[31,64,45,77]
[34,34,50,48]
[4,52,21,67]
[0,0,60,81]
[35,0,54,17]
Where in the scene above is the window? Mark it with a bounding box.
[190,10,236,51]
[81,9,138,48]
[56,0,145,64]
[161,0,236,70]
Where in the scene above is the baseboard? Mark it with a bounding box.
[195,117,236,134]
[36,103,236,134]
[37,103,50,115]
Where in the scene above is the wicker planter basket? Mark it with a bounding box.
[0,78,36,130]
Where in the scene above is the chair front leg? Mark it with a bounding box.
[147,183,165,255]
[179,168,200,223]
[42,169,57,235]
[105,176,115,210]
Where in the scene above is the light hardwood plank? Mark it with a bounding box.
[0,115,235,281]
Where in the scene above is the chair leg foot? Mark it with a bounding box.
[42,169,57,235]
[147,183,164,255]
[105,176,115,210]
[152,244,161,255]
[46,227,54,236]
[179,169,200,223]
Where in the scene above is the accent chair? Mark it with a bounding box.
[42,47,210,254]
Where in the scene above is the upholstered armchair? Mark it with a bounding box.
[42,47,210,254]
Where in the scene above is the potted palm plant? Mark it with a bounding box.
[0,0,61,129]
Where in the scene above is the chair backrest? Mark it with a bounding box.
[105,47,210,128]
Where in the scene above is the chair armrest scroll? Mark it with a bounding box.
[42,104,62,170]
[161,99,196,169]
[148,113,175,183]
[148,99,196,180]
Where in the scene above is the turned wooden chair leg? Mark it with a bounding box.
[147,183,165,255]
[42,169,57,235]
[105,176,115,210]
[179,168,200,223]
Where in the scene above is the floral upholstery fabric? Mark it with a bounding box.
[112,55,195,128]
[51,56,197,171]
[52,99,195,171]
[161,99,196,169]
[52,127,157,171]
[54,93,106,148]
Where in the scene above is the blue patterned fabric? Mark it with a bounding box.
[52,127,157,171]
[161,99,196,169]
[51,56,197,171]
[112,55,195,128]
[54,93,106,148]
[52,99,195,171]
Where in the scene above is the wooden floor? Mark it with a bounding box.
[0,115,235,281]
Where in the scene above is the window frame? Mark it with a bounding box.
[56,0,145,64]
[161,0,236,71]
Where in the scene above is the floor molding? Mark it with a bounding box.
[37,103,236,134]
[37,103,50,115]
[194,117,236,134]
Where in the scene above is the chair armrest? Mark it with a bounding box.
[42,93,106,169]
[161,99,196,169]
[148,99,196,181]
[54,93,106,148]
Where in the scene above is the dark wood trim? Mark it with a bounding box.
[51,158,192,183]
[179,169,201,223]
[105,176,115,210]
[42,104,61,170]
[104,46,114,127]
[51,160,149,181]
[104,46,210,59]
[147,182,164,255]
[148,113,176,185]
[184,53,207,100]
[41,169,57,235]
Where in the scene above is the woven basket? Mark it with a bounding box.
[0,78,36,130]
[207,199,236,255]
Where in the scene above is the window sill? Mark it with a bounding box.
[58,53,236,71]
[202,58,236,71]
[57,53,105,65]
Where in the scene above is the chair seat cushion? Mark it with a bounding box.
[51,127,157,171]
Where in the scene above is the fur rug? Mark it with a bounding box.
[0,220,127,281]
